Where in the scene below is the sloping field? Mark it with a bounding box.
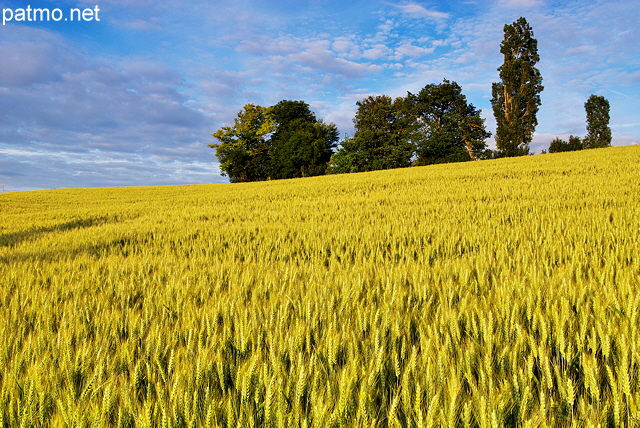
[1,145,639,427]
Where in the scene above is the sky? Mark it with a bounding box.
[1,0,638,191]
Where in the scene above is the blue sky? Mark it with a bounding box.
[1,0,638,191]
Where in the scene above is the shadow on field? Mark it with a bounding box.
[0,216,113,249]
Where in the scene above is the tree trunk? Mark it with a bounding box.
[464,140,477,160]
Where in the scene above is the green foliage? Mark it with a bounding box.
[273,119,339,178]
[211,101,338,181]
[268,100,339,179]
[491,17,544,157]
[327,137,359,174]
[548,135,583,153]
[332,82,491,173]
[210,104,274,182]
[584,94,612,149]
[409,79,491,165]
[478,148,503,160]
[334,95,415,173]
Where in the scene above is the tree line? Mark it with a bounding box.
[329,80,492,174]
[210,17,612,182]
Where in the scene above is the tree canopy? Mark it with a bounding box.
[210,104,273,183]
[548,135,583,153]
[329,95,416,173]
[330,80,491,174]
[409,80,490,165]
[210,101,338,182]
[491,17,543,157]
[268,100,338,179]
[584,95,612,149]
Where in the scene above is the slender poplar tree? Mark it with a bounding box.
[491,17,543,157]
[583,94,612,149]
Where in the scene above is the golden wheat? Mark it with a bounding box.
[1,145,639,426]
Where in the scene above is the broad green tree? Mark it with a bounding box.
[211,101,338,181]
[327,139,358,174]
[268,100,338,179]
[331,95,416,173]
[583,95,611,149]
[491,17,543,157]
[210,104,274,182]
[410,80,491,165]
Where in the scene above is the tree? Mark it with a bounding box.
[491,17,543,157]
[327,139,358,174]
[332,95,416,173]
[409,79,491,165]
[583,94,611,149]
[211,101,338,181]
[210,104,274,182]
[268,100,338,179]
[548,135,582,153]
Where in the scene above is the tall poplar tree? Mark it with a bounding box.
[491,17,543,157]
[583,94,611,149]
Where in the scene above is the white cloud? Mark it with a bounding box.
[0,30,73,87]
[395,4,450,20]
[361,45,393,60]
[497,0,543,7]
[119,17,162,31]
[332,37,357,54]
[0,25,215,190]
[236,34,385,82]
[290,47,383,78]
[393,42,435,59]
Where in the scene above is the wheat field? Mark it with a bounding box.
[1,146,639,427]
